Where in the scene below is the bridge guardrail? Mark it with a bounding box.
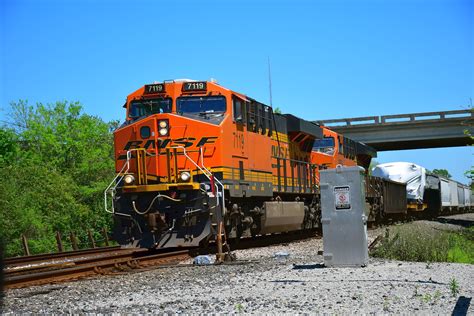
[317,109,473,127]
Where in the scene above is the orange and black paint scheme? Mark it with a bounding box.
[110,80,375,249]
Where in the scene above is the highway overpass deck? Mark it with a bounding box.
[316,109,473,151]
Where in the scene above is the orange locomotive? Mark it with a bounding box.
[311,128,375,178]
[106,80,374,251]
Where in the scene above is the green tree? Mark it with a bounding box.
[0,127,19,166]
[0,162,91,255]
[11,101,114,174]
[11,100,116,204]
[432,169,452,179]
[0,100,116,256]
[273,107,282,114]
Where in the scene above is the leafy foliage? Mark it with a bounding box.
[431,168,452,179]
[0,128,19,166]
[0,100,116,256]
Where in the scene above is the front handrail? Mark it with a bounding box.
[103,145,227,261]
[104,146,226,217]
[170,146,225,209]
[104,149,140,215]
[199,148,226,215]
[172,145,227,261]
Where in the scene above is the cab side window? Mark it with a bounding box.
[313,136,335,155]
[233,97,246,124]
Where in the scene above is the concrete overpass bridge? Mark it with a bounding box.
[315,109,473,151]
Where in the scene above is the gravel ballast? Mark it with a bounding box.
[2,218,473,314]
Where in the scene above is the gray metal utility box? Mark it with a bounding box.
[320,166,368,267]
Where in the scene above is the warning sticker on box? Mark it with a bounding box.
[334,186,351,210]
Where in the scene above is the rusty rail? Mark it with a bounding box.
[5,246,122,266]
[4,249,191,289]
[4,247,143,276]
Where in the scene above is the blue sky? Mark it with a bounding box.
[1,0,473,182]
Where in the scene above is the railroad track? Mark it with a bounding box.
[4,215,467,290]
[4,246,131,274]
[4,247,145,277]
[3,230,320,289]
[5,246,122,266]
[4,248,191,289]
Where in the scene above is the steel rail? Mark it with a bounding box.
[4,248,147,277]
[4,249,191,289]
[4,246,122,266]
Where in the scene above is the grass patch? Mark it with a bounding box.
[371,223,474,263]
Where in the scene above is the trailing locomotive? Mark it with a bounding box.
[105,79,376,255]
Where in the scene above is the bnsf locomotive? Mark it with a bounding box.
[105,79,380,254]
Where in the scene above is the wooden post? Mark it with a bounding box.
[216,222,224,263]
[21,234,30,256]
[56,231,64,252]
[102,227,109,246]
[70,232,79,251]
[87,229,96,248]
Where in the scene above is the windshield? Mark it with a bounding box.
[129,98,172,119]
[313,137,335,155]
[177,96,226,114]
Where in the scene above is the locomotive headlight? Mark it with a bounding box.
[124,174,135,185]
[159,127,168,136]
[159,120,168,128]
[180,171,191,182]
[158,120,169,136]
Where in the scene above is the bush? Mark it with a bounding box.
[371,223,474,264]
[0,161,107,256]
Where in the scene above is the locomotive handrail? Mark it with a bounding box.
[169,146,225,212]
[104,146,226,216]
[104,149,137,216]
[169,145,228,262]
[197,146,228,261]
[199,147,226,210]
